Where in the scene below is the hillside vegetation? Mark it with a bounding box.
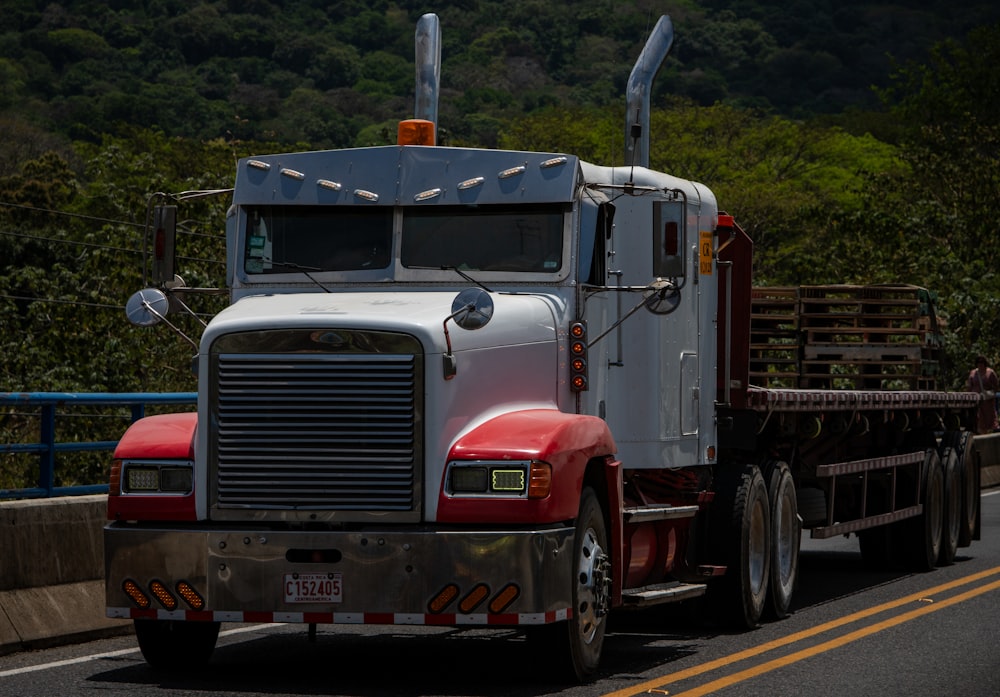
[3,1,998,148]
[1,1,1000,488]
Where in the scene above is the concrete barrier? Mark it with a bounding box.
[0,495,129,655]
[973,432,1000,488]
[3,444,999,657]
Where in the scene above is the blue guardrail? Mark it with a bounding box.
[0,392,197,500]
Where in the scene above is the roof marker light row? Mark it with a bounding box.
[243,154,569,203]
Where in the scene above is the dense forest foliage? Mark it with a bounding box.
[1,1,999,488]
[3,0,999,148]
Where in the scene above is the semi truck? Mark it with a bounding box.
[105,14,984,681]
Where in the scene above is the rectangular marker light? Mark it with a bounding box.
[491,469,525,492]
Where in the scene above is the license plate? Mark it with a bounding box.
[283,572,343,603]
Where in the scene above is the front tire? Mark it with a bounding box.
[552,487,611,682]
[134,619,220,670]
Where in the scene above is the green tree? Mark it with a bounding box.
[861,22,1000,380]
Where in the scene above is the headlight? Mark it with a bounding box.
[446,460,550,499]
[122,461,194,494]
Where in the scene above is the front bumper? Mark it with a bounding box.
[105,523,575,625]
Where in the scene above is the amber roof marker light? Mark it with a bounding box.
[398,119,436,146]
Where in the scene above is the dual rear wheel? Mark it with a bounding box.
[859,435,977,573]
[712,461,800,628]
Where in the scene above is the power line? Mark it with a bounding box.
[0,228,142,257]
[0,292,124,312]
[0,200,144,229]
[0,199,227,239]
[0,292,219,317]
[0,229,225,267]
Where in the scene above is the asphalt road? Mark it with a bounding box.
[2,491,999,697]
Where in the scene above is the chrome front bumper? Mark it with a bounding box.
[105,523,575,624]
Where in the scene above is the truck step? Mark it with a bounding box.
[622,504,700,523]
[621,582,708,608]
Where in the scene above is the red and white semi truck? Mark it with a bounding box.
[106,14,984,681]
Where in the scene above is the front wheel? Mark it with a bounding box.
[552,487,611,682]
[134,619,221,670]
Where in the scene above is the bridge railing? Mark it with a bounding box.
[0,392,197,500]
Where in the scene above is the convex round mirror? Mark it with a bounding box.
[125,288,170,327]
[451,287,494,330]
[643,278,681,315]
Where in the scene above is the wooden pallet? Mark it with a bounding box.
[749,285,942,390]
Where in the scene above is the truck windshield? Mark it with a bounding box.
[244,206,392,274]
[243,203,565,275]
[401,204,565,273]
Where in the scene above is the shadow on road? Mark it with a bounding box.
[85,541,946,694]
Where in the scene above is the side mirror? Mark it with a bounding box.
[125,288,169,327]
[652,199,686,278]
[151,205,177,285]
[451,287,494,330]
[442,288,495,380]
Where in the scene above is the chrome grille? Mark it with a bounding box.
[212,351,418,514]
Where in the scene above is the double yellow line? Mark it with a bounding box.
[605,566,1000,697]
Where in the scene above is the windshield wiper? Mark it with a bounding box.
[439,266,492,293]
[263,259,331,293]
[405,264,492,292]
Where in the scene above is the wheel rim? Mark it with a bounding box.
[946,455,961,543]
[749,495,768,596]
[775,487,796,587]
[928,460,943,556]
[962,441,979,536]
[575,525,610,644]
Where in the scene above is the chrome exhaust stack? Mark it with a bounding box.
[414,13,442,135]
[624,15,674,169]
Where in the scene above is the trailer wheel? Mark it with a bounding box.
[550,486,611,682]
[943,431,978,547]
[904,448,943,571]
[134,619,220,670]
[715,464,770,628]
[763,461,799,619]
[938,447,961,565]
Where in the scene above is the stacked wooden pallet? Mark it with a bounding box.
[749,287,800,388]
[748,284,942,390]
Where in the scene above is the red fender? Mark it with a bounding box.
[108,412,198,522]
[437,409,617,523]
[113,412,197,459]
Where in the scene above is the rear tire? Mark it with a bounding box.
[946,431,978,547]
[712,465,770,628]
[763,461,799,619]
[904,448,943,571]
[938,447,961,565]
[134,619,220,670]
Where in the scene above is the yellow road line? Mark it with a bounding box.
[668,578,1000,697]
[604,566,1000,697]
